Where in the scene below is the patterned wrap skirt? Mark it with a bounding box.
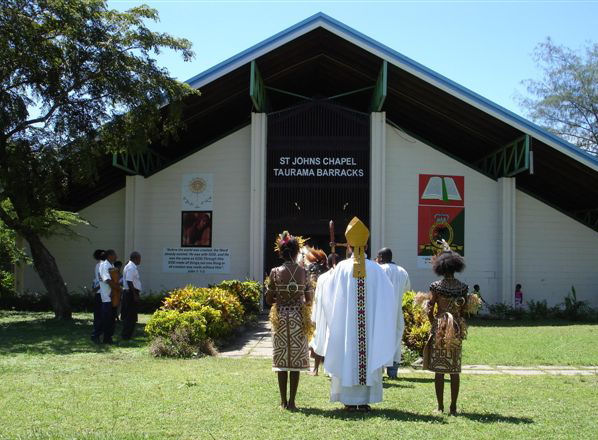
[271,304,310,371]
[423,328,462,374]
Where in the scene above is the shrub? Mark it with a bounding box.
[146,283,250,358]
[145,309,207,343]
[0,270,15,296]
[487,302,515,319]
[149,327,218,358]
[215,280,261,317]
[561,286,591,321]
[162,285,244,330]
[0,287,166,314]
[402,291,431,355]
[527,299,549,319]
[400,345,420,367]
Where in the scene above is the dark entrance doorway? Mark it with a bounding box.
[265,100,370,273]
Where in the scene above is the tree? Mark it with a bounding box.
[0,0,198,319]
[520,38,598,155]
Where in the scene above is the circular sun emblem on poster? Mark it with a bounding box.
[429,213,454,250]
[188,177,207,195]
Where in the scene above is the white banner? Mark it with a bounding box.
[182,173,213,210]
[163,248,230,274]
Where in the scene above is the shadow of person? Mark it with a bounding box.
[297,407,447,424]
[390,376,435,384]
[456,412,534,424]
[0,313,147,355]
[382,381,415,389]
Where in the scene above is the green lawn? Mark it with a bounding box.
[1,311,597,439]
[464,318,598,366]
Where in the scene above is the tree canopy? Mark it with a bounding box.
[520,38,598,155]
[0,0,198,318]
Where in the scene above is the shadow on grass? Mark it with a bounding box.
[457,412,534,424]
[0,312,147,355]
[388,376,435,384]
[383,381,415,389]
[298,407,447,423]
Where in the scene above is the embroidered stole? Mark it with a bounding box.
[356,277,367,385]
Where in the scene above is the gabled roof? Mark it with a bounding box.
[69,13,598,232]
[186,12,598,173]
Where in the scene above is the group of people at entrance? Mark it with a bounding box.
[90,249,142,344]
[266,217,477,414]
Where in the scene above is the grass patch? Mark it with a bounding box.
[1,311,597,439]
[464,318,598,366]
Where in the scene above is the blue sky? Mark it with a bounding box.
[109,1,598,116]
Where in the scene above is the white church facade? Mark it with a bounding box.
[21,13,598,307]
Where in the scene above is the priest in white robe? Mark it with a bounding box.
[377,247,410,373]
[322,217,397,411]
[310,264,334,358]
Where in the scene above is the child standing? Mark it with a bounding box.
[514,284,523,307]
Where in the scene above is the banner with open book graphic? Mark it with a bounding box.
[417,175,465,268]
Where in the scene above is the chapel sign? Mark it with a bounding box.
[270,153,366,179]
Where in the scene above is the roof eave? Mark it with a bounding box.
[184,12,598,172]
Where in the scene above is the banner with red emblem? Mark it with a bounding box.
[417,175,465,268]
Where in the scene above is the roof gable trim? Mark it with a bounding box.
[185,12,598,172]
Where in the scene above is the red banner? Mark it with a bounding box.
[418,175,465,267]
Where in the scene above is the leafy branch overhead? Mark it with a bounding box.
[0,0,198,319]
[519,38,598,155]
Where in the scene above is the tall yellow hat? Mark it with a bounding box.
[345,217,369,278]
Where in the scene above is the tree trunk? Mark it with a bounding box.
[23,232,72,320]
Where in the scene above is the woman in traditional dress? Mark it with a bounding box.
[423,246,468,415]
[265,231,313,410]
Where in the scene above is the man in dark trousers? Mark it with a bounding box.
[121,251,142,340]
[98,249,118,344]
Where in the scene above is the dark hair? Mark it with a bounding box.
[114,261,123,269]
[279,236,299,261]
[93,249,104,260]
[104,249,116,259]
[516,284,522,290]
[432,251,465,276]
[474,284,480,291]
[327,253,339,267]
[377,247,392,263]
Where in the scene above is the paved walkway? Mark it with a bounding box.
[219,318,598,376]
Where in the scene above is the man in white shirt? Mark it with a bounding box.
[377,247,411,378]
[98,249,118,344]
[90,249,104,344]
[121,251,142,340]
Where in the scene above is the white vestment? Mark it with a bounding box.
[322,258,397,405]
[380,263,410,363]
[309,269,333,357]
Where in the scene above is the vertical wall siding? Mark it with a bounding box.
[516,191,598,306]
[384,124,501,302]
[24,189,126,293]
[132,126,251,292]
[24,126,251,294]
